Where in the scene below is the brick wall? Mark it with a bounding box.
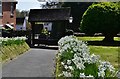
[0,2,2,25]
[0,19,2,25]
[2,2,17,29]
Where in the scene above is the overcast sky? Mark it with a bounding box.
[16,0,46,11]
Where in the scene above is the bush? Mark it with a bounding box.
[56,36,118,78]
[0,37,27,46]
[0,37,29,62]
[65,29,74,36]
[80,2,120,42]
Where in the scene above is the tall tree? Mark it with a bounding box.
[16,9,29,18]
[38,0,62,9]
[62,2,92,32]
[80,2,120,42]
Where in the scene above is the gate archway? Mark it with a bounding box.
[28,8,71,47]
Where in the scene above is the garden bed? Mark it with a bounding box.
[77,36,119,69]
[0,37,30,63]
[55,36,119,78]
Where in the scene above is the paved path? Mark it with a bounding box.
[2,48,57,77]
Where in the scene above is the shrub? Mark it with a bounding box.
[0,37,29,62]
[56,36,118,78]
[0,37,27,46]
[80,2,120,42]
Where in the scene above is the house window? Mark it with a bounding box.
[0,1,2,17]
[10,2,14,17]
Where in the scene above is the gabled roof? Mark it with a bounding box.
[28,8,71,22]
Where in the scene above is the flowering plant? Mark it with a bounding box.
[0,37,27,46]
[57,36,118,78]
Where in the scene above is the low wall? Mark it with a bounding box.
[1,42,30,63]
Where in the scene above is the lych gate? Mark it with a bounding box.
[28,8,71,47]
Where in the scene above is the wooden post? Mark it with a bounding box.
[31,22,35,47]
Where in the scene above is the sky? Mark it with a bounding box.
[16,0,46,11]
[16,0,117,11]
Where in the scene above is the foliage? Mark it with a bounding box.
[41,28,49,36]
[77,36,119,41]
[89,46,119,69]
[62,2,92,31]
[1,42,30,62]
[77,36,119,69]
[0,37,29,62]
[56,36,118,78]
[16,9,29,18]
[16,9,31,30]
[80,2,120,40]
[0,37,27,46]
[38,0,62,9]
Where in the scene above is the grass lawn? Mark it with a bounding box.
[77,36,119,41]
[89,46,119,69]
[77,36,119,69]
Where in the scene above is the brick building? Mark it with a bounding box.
[0,0,17,29]
[0,1,1,37]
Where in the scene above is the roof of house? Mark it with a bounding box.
[28,8,71,22]
[2,0,18,3]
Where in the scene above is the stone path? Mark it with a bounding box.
[2,48,57,77]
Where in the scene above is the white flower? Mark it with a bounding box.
[0,37,27,42]
[61,62,64,66]
[76,63,85,70]
[80,73,85,78]
[62,71,72,77]
[64,65,68,70]
[68,66,74,71]
[86,74,94,78]
[67,60,71,65]
[57,36,116,77]
[109,65,115,73]
[90,54,99,63]
[58,73,63,77]
[71,50,74,53]
[98,61,115,75]
[98,70,105,77]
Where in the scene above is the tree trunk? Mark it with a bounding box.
[103,34,114,42]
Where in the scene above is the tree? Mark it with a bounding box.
[16,9,29,18]
[62,2,92,32]
[16,9,21,17]
[80,2,120,42]
[38,0,62,9]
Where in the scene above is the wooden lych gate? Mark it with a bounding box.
[28,8,71,47]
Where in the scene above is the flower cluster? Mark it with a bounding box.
[0,37,27,46]
[57,36,117,78]
[98,61,115,77]
[0,37,27,42]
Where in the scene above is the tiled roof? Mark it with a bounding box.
[28,8,71,22]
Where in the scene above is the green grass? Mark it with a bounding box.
[56,37,119,77]
[77,36,119,69]
[77,36,119,41]
[89,46,119,69]
[1,42,30,63]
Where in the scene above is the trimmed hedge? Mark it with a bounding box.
[80,2,120,41]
